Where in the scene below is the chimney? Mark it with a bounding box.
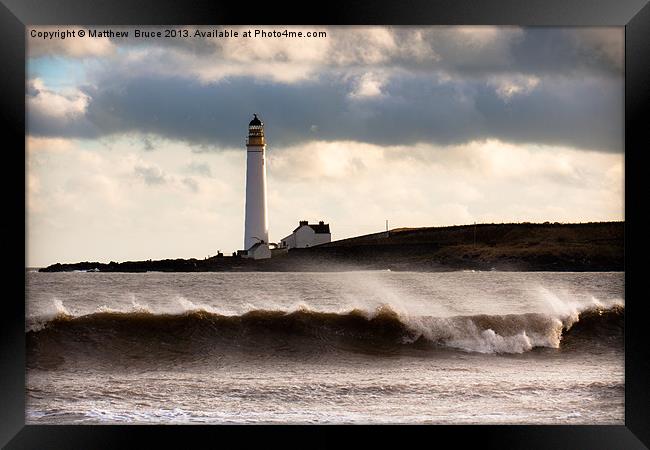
[299,220,308,226]
[319,221,324,225]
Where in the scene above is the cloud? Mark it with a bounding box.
[142,136,155,151]
[185,161,213,177]
[27,136,74,154]
[272,139,619,187]
[28,26,622,83]
[26,27,623,152]
[26,79,101,139]
[348,72,387,99]
[572,28,624,71]
[27,70,622,152]
[28,27,116,58]
[27,78,88,118]
[26,136,245,265]
[26,134,623,266]
[182,177,199,192]
[487,74,540,101]
[269,140,374,181]
[508,28,623,77]
[267,138,623,246]
[134,162,168,185]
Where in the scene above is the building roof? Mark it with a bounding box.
[293,221,331,234]
[309,223,330,234]
[249,114,263,126]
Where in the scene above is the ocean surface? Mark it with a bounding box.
[26,270,624,424]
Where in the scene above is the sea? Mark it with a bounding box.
[25,270,624,424]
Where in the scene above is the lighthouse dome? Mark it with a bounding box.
[249,114,263,127]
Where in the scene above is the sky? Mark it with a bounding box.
[26,26,624,267]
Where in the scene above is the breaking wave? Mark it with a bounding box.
[26,300,623,369]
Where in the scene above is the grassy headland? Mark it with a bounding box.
[39,221,623,273]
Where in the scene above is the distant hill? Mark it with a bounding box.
[39,221,624,273]
[292,221,624,271]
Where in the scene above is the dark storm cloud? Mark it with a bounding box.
[27,71,622,152]
[104,27,621,79]
[78,76,348,148]
[472,78,622,151]
[27,108,101,139]
[508,29,622,76]
[26,27,623,151]
[416,28,622,77]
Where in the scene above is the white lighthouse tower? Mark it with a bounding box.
[242,114,271,259]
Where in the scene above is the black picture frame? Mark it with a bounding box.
[2,0,648,448]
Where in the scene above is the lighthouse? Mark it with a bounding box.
[242,114,271,259]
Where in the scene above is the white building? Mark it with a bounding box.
[280,221,331,249]
[244,241,271,259]
[242,114,271,259]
